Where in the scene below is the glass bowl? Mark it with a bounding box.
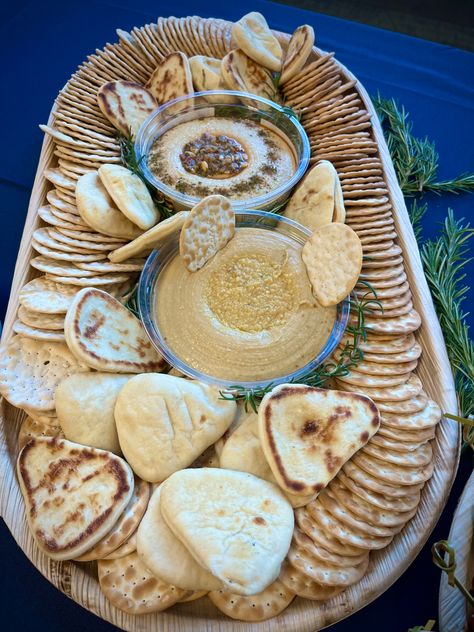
[138,210,350,390]
[134,90,310,212]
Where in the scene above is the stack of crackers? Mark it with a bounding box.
[0,10,445,626]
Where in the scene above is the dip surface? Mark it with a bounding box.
[155,227,336,382]
[148,117,296,201]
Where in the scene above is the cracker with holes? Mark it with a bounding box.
[179,195,235,272]
[302,222,363,306]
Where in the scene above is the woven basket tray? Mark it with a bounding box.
[0,16,460,631]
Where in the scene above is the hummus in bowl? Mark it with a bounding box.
[135,91,310,212]
[138,211,349,388]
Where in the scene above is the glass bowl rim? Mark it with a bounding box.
[134,90,311,209]
[138,210,350,390]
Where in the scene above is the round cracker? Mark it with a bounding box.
[295,509,366,557]
[208,579,295,622]
[362,441,433,468]
[376,392,429,414]
[352,451,433,486]
[19,277,79,314]
[337,469,421,512]
[33,228,98,254]
[48,228,124,251]
[302,223,362,306]
[17,305,65,330]
[13,320,66,342]
[337,370,411,388]
[293,526,367,568]
[76,259,145,273]
[278,560,344,601]
[337,374,423,402]
[381,399,441,430]
[38,205,93,231]
[56,227,126,244]
[98,551,185,614]
[342,460,424,498]
[31,238,107,262]
[45,272,131,286]
[102,532,137,560]
[0,336,89,412]
[30,256,97,278]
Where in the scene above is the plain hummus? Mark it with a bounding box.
[155,227,336,382]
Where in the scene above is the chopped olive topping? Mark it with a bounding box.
[179,133,249,178]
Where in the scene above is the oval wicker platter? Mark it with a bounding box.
[0,16,460,632]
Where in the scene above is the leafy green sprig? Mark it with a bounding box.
[419,210,474,421]
[373,96,474,196]
[220,283,382,413]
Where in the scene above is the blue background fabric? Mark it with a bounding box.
[0,1,473,630]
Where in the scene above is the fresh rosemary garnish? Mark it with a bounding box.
[408,199,428,241]
[373,95,474,196]
[123,283,139,318]
[219,282,381,412]
[419,210,474,421]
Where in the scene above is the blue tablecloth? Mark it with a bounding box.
[0,1,473,630]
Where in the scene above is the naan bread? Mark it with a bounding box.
[232,12,283,72]
[55,372,133,453]
[97,80,157,137]
[221,49,275,100]
[280,25,315,84]
[17,437,134,560]
[137,486,222,591]
[220,409,315,508]
[160,468,294,595]
[114,373,236,482]
[258,384,380,496]
[146,52,193,107]
[64,288,165,373]
[98,164,159,230]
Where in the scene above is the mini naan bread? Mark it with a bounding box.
[220,408,315,508]
[64,288,165,373]
[146,52,193,107]
[189,55,235,103]
[98,164,159,230]
[75,172,142,239]
[232,12,283,72]
[55,372,133,453]
[280,25,315,85]
[114,373,236,481]
[258,384,380,496]
[221,49,275,100]
[284,160,337,231]
[17,437,134,560]
[97,80,157,137]
[137,486,222,591]
[160,468,294,595]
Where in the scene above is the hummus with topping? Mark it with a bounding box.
[155,228,336,382]
[147,117,296,201]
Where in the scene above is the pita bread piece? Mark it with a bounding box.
[284,160,337,231]
[114,373,236,482]
[55,372,133,453]
[64,288,165,373]
[146,52,193,107]
[221,49,275,100]
[97,80,157,137]
[232,12,283,72]
[98,164,159,230]
[259,384,380,496]
[179,195,234,272]
[280,25,315,85]
[137,485,223,591]
[160,468,294,595]
[75,172,142,239]
[189,55,236,103]
[302,222,363,306]
[17,437,134,560]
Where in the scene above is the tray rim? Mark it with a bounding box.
[0,20,461,632]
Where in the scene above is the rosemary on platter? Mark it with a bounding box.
[373,95,474,196]
[220,282,382,413]
[419,210,474,421]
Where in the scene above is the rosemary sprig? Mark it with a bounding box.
[419,210,474,420]
[373,96,474,196]
[432,540,474,605]
[220,282,381,412]
[123,283,139,318]
[408,199,428,241]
